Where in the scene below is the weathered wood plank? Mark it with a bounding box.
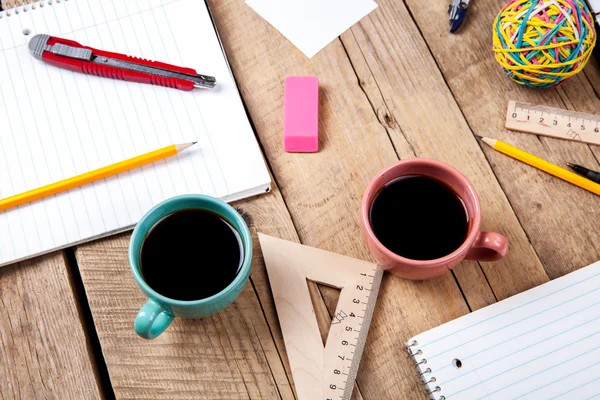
[404,0,600,280]
[452,263,498,310]
[209,1,474,399]
[0,253,102,399]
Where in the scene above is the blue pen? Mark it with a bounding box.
[449,0,470,33]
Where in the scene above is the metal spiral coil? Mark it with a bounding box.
[0,0,67,19]
[405,340,444,400]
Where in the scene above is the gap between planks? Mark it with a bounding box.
[64,248,117,400]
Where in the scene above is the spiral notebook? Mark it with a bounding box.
[0,0,270,267]
[407,260,600,400]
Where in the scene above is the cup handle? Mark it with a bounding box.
[465,231,508,262]
[134,299,174,339]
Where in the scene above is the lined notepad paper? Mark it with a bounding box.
[0,0,270,266]
[407,261,600,399]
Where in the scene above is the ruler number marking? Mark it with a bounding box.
[328,268,382,399]
[509,102,600,148]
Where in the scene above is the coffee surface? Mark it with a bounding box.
[369,175,468,260]
[141,209,243,301]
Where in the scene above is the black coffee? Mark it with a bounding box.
[369,175,468,261]
[140,209,243,301]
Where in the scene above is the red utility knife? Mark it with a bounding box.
[29,34,216,91]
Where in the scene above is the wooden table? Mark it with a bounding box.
[3,0,600,398]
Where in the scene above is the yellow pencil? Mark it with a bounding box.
[0,142,196,211]
[478,136,600,196]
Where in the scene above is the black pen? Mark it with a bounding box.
[566,163,600,185]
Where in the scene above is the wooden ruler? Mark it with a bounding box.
[505,100,600,145]
[258,234,383,400]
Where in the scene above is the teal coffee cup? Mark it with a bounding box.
[129,194,252,339]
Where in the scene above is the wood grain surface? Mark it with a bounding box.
[2,0,600,398]
[203,2,474,399]
[0,253,101,399]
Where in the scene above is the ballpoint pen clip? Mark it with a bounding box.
[449,0,468,33]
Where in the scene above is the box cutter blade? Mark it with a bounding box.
[29,34,216,90]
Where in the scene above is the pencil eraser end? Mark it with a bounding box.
[284,76,319,153]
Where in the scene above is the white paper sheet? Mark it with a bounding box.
[246,0,377,58]
[408,260,600,399]
[0,0,271,266]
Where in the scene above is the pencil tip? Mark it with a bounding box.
[566,162,574,168]
[176,142,196,151]
[475,135,483,139]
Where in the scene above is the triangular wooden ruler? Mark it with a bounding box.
[258,234,383,400]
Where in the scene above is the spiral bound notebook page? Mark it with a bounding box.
[0,0,270,266]
[408,260,600,400]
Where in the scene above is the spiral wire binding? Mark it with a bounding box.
[406,340,445,400]
[0,0,68,19]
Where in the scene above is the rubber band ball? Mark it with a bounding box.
[493,0,596,88]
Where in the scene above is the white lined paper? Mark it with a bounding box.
[0,0,270,266]
[408,261,600,400]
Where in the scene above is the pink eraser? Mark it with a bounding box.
[284,76,319,153]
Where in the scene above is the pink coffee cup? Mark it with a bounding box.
[360,159,508,280]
